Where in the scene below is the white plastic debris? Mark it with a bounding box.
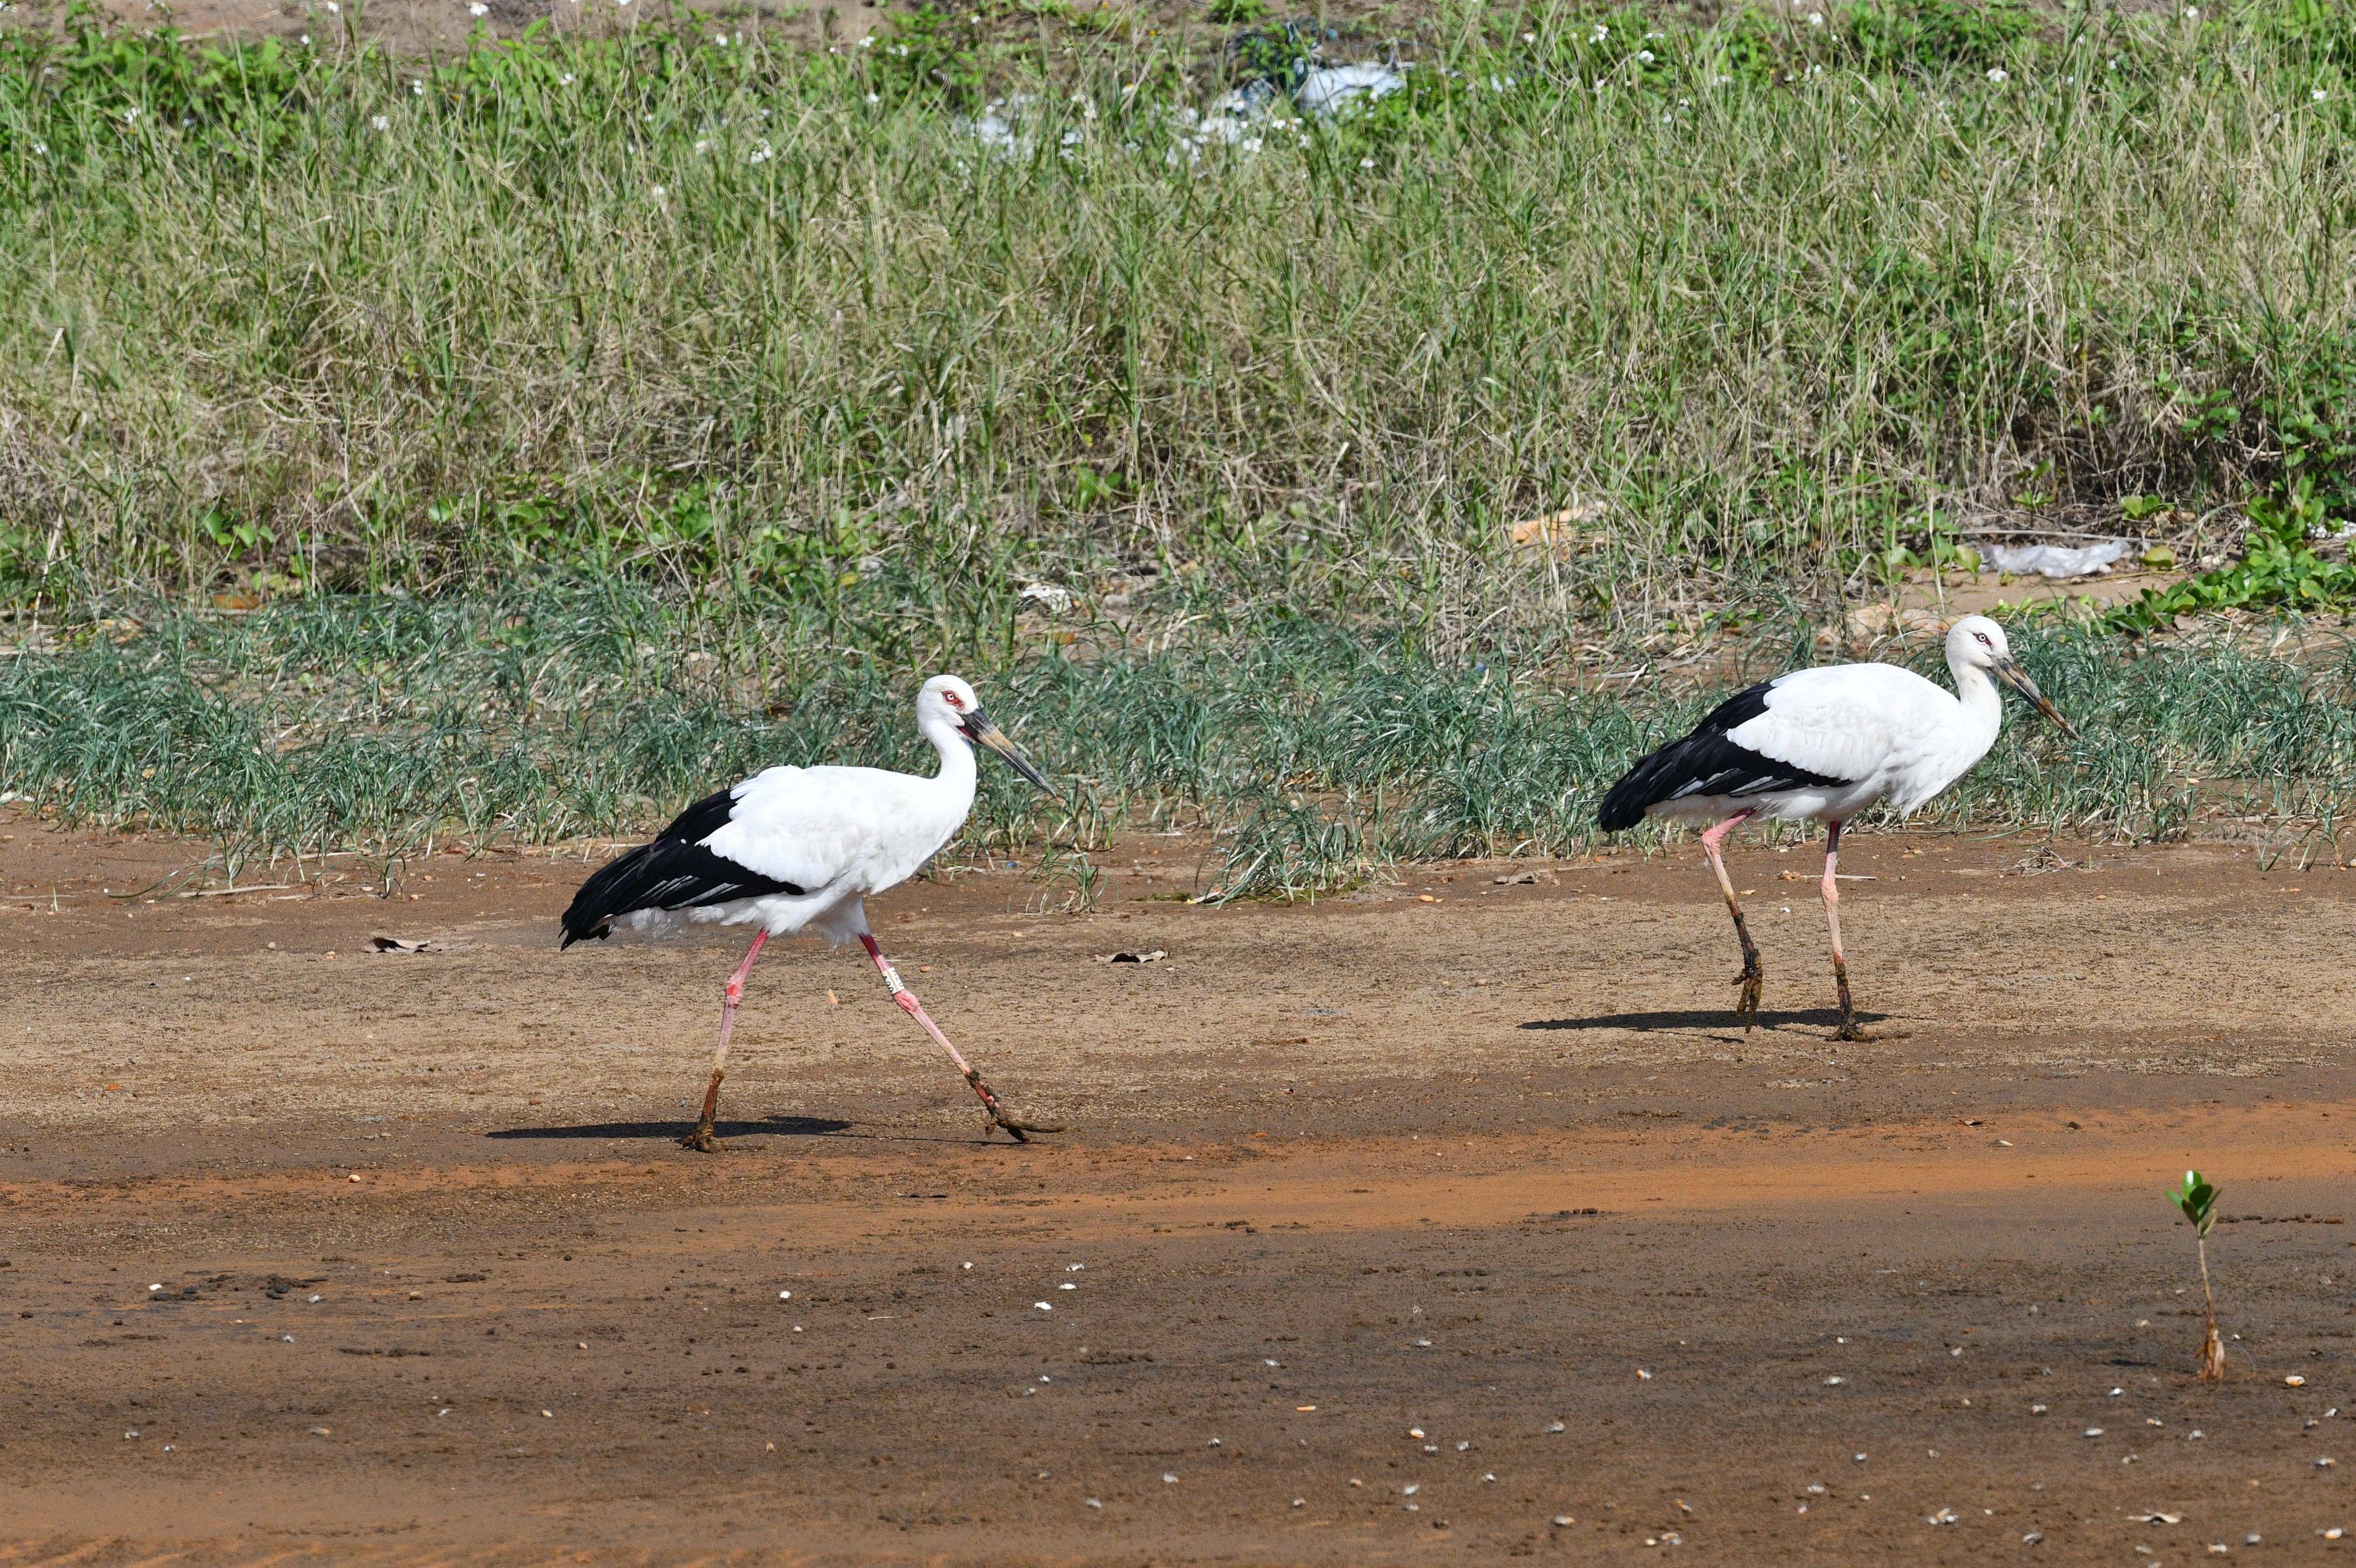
[1987,539,2136,579]
[962,97,1036,159]
[1296,63,1405,117]
[1019,582,1073,614]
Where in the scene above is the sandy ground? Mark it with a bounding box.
[3,818,2354,1565]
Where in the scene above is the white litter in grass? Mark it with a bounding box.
[1295,63,1405,118]
[1019,582,1073,614]
[1987,539,2136,579]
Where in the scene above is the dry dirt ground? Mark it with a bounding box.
[3,817,2354,1565]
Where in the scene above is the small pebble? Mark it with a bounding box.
[1162,1472,1178,1484]
[779,1291,791,1300]
[2085,1428,2104,1437]
[2287,1375,2308,1387]
[1085,1498,1102,1509]
[1547,1421,1566,1434]
[1035,1302,1052,1311]
[1551,1515,1574,1527]
[122,1430,138,1440]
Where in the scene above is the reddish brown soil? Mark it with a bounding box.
[3,819,2353,1564]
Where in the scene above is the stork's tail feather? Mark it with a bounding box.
[559,842,657,948]
[1598,741,1690,832]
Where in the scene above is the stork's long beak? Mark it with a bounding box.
[962,710,1060,797]
[1994,659,2078,739]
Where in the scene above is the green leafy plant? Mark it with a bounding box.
[2168,1169,2228,1382]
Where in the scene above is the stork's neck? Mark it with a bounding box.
[1947,654,2004,758]
[920,713,979,791]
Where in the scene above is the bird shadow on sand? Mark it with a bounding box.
[1519,1008,1889,1034]
[486,1114,853,1142]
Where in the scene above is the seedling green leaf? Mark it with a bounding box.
[2167,1168,2227,1381]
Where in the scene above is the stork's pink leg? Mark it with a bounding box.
[859,934,1061,1142]
[1821,821,1862,1041]
[1699,810,1763,1030]
[684,930,768,1152]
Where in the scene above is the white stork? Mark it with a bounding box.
[1597,615,2075,1040]
[560,675,1061,1150]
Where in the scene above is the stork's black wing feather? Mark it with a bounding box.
[1596,680,1858,832]
[559,787,808,948]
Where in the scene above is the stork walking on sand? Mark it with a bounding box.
[560,676,1062,1150]
[1597,615,2076,1040]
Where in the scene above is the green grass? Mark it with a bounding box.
[7,588,2355,899]
[0,0,2353,652]
[7,4,2356,885]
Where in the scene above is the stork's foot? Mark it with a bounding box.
[985,1110,1066,1143]
[1834,1019,1866,1044]
[680,1123,722,1153]
[1733,967,1764,1031]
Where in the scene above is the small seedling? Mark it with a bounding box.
[2168,1169,2227,1381]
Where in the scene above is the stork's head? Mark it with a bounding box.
[1946,616,2077,737]
[917,675,1060,797]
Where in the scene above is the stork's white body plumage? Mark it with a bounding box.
[562,676,1061,1149]
[1638,658,2007,828]
[613,750,982,948]
[1598,616,2076,1040]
